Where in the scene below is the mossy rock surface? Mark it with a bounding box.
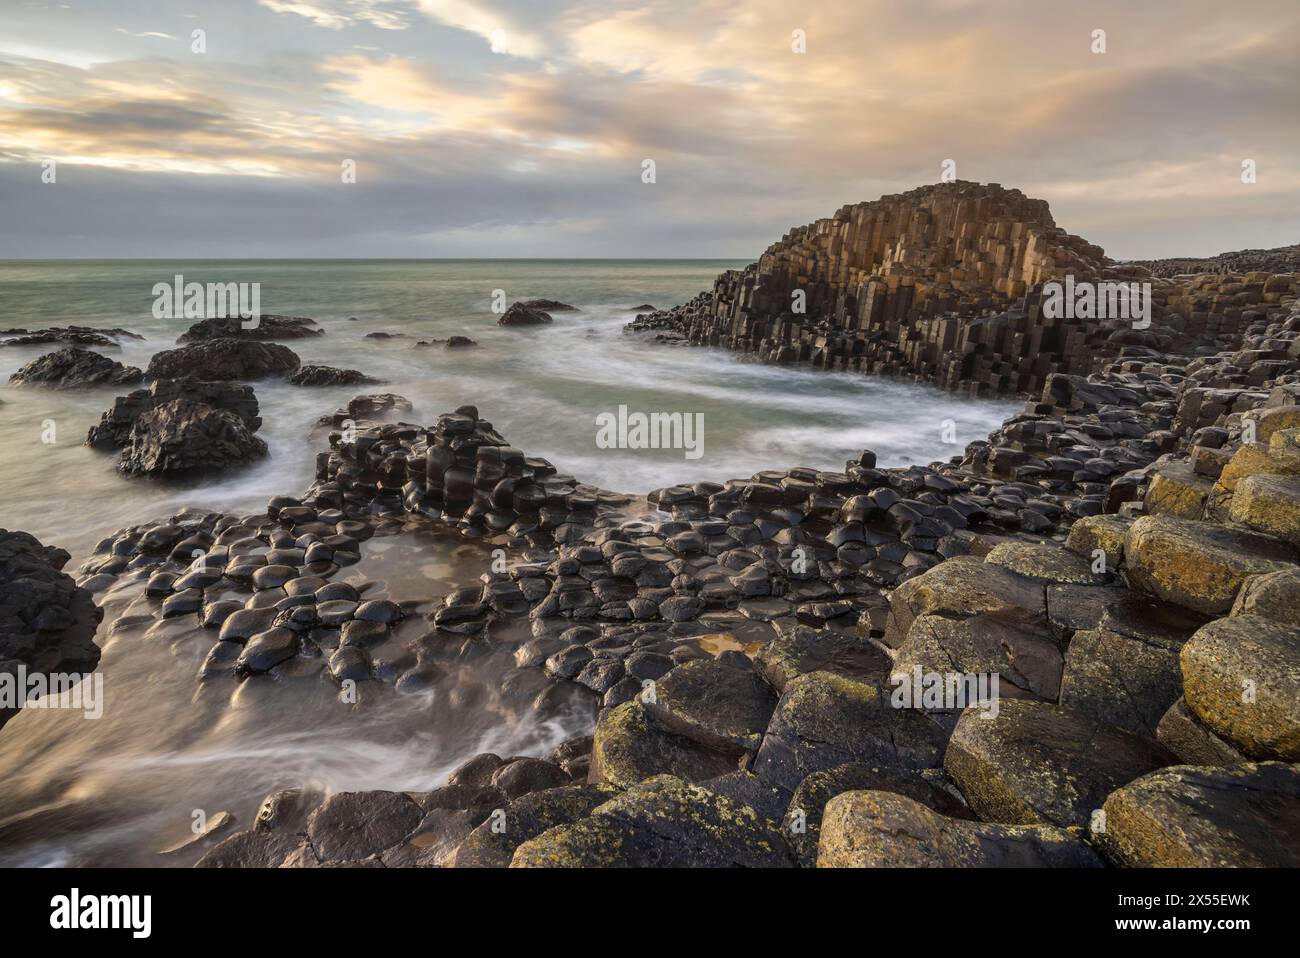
[1181,614,1300,761]
[1143,462,1213,519]
[756,622,891,691]
[1099,762,1300,867]
[817,790,1102,868]
[787,763,973,867]
[511,775,794,867]
[895,610,1064,700]
[1124,514,1295,615]
[1060,627,1184,738]
[1230,473,1300,545]
[885,556,1045,648]
[1064,513,1133,570]
[944,699,1175,827]
[589,700,745,788]
[1155,697,1247,766]
[753,671,948,793]
[985,542,1112,585]
[1230,567,1300,625]
[450,784,615,867]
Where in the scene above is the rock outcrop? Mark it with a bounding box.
[176,315,321,343]
[8,347,143,388]
[118,399,269,478]
[87,379,262,450]
[0,530,102,732]
[144,339,300,381]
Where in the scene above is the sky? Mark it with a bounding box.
[0,0,1296,259]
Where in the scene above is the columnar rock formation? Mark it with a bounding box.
[628,182,1300,398]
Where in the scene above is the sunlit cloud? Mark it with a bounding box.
[0,0,1294,258]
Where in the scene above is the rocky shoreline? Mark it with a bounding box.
[4,182,1299,867]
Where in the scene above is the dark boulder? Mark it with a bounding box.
[87,379,261,450]
[498,303,553,327]
[8,347,143,388]
[176,315,321,343]
[145,338,299,381]
[287,365,382,387]
[118,399,268,477]
[0,530,103,731]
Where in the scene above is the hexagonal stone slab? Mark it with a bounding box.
[510,775,794,867]
[753,671,948,793]
[944,699,1174,827]
[818,790,1102,867]
[1124,515,1295,615]
[1180,614,1300,761]
[1100,762,1300,867]
[652,657,777,750]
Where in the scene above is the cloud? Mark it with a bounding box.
[0,0,1295,258]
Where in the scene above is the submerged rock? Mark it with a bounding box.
[498,303,554,327]
[287,365,382,387]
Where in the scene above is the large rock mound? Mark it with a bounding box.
[145,339,300,381]
[0,530,102,731]
[8,347,143,388]
[118,399,268,477]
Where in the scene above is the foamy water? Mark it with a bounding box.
[0,260,1017,866]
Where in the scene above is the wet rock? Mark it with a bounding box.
[652,657,777,750]
[589,701,747,788]
[753,671,948,793]
[818,790,1102,867]
[451,784,614,867]
[87,379,262,450]
[118,399,268,477]
[1099,762,1300,867]
[305,791,424,863]
[490,758,571,799]
[236,627,298,674]
[448,753,506,787]
[944,699,1175,827]
[0,529,103,730]
[177,314,321,343]
[498,303,554,327]
[288,365,381,387]
[8,347,142,388]
[145,338,300,381]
